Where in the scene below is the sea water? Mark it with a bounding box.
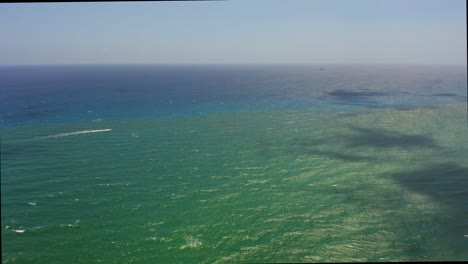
[1,64,467,263]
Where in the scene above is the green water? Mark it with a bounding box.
[2,103,468,263]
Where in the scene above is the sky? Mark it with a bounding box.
[0,0,466,65]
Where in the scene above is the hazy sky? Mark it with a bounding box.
[0,0,466,65]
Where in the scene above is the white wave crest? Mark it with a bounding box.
[36,129,112,140]
[180,236,203,249]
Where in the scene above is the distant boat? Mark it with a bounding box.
[320,68,325,70]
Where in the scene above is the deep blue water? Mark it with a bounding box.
[1,64,466,126]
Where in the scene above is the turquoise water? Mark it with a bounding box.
[1,65,468,263]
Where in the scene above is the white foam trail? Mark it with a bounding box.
[36,129,112,140]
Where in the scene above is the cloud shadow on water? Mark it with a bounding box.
[285,123,467,258]
[434,93,459,97]
[388,163,468,208]
[346,126,440,149]
[324,89,396,108]
[386,163,468,257]
[287,126,440,162]
[326,89,391,98]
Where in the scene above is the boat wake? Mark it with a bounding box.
[35,129,112,140]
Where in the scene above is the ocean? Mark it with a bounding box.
[1,64,467,263]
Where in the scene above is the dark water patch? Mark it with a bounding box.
[2,100,63,124]
[289,126,440,155]
[326,89,391,98]
[387,163,468,257]
[434,93,459,97]
[1,143,45,160]
[346,126,439,149]
[432,93,467,101]
[324,89,398,109]
[389,163,468,207]
[3,109,60,123]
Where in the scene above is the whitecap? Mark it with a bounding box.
[12,229,25,234]
[27,201,37,206]
[180,236,203,249]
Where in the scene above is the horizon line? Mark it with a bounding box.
[1,62,467,67]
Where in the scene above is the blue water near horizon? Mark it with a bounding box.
[1,64,466,126]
